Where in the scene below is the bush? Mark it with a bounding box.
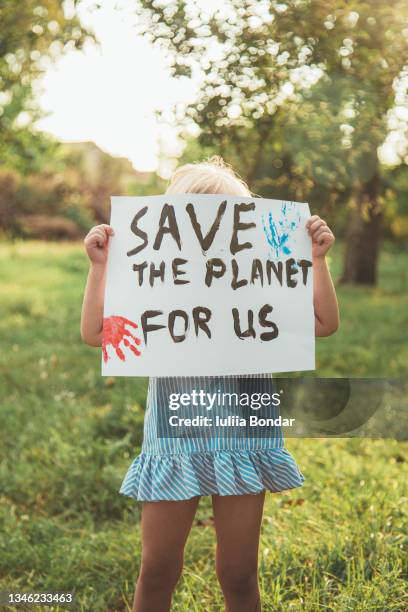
[16,214,83,240]
[0,168,21,232]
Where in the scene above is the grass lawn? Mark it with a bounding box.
[0,240,407,611]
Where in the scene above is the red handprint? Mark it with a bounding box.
[102,315,142,363]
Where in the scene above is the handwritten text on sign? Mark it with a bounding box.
[102,195,315,376]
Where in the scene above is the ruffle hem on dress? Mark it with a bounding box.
[119,448,305,501]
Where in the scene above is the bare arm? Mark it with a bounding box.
[80,224,114,346]
[306,215,340,337]
[313,256,339,336]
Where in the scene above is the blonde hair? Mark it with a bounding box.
[166,155,251,197]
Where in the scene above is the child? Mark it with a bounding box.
[80,157,339,612]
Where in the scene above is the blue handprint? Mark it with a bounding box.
[262,202,300,259]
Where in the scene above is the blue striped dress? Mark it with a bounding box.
[119,374,304,501]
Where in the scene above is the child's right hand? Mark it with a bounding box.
[84,224,114,266]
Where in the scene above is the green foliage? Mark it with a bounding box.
[138,0,407,171]
[0,0,91,172]
[0,240,407,610]
[382,164,408,240]
[136,0,408,269]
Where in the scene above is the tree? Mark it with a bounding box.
[0,0,91,171]
[135,0,408,284]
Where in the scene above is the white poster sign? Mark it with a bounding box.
[102,194,315,376]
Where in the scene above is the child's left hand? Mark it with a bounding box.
[306,215,335,259]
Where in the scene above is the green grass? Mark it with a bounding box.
[0,240,407,611]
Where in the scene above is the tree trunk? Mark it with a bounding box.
[340,171,383,285]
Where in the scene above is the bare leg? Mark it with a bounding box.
[212,492,265,612]
[133,496,200,612]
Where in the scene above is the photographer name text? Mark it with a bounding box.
[168,415,295,427]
